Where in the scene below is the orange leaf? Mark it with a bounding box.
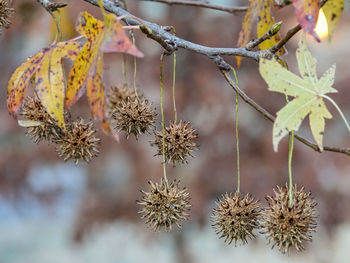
[7,52,44,116]
[66,12,143,108]
[86,52,105,120]
[101,13,144,57]
[236,0,263,67]
[35,41,81,130]
[292,0,320,41]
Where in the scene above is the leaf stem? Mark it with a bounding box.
[132,33,139,100]
[288,131,294,208]
[230,67,240,193]
[172,52,177,122]
[322,95,350,133]
[50,9,62,43]
[97,0,106,19]
[122,54,127,85]
[235,93,240,194]
[160,53,169,186]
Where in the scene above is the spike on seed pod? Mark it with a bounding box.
[0,0,14,34]
[212,191,261,246]
[20,96,63,143]
[55,117,100,165]
[151,120,198,166]
[113,97,156,139]
[260,185,317,254]
[137,179,191,232]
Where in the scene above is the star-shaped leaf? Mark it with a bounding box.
[259,34,337,151]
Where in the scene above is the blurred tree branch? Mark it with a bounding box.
[138,0,248,14]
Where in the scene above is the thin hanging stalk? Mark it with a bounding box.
[172,52,177,122]
[132,33,140,100]
[230,67,240,193]
[50,9,62,42]
[288,131,294,207]
[160,53,169,186]
[322,95,350,133]
[235,93,240,193]
[122,54,127,84]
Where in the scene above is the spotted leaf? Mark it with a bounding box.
[66,12,143,108]
[322,0,344,41]
[292,0,320,41]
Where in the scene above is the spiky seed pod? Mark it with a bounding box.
[113,98,156,139]
[0,0,14,33]
[138,179,191,232]
[212,191,261,246]
[55,118,100,165]
[261,185,317,254]
[20,96,62,143]
[152,120,198,166]
[106,85,137,118]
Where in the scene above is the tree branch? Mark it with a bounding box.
[37,0,67,12]
[82,0,260,60]
[81,0,350,157]
[139,0,248,14]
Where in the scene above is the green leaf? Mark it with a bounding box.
[259,34,337,151]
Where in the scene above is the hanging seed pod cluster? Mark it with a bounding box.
[0,0,14,34]
[137,52,198,232]
[107,85,156,139]
[19,96,101,165]
[138,179,191,231]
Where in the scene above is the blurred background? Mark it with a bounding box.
[1,0,350,262]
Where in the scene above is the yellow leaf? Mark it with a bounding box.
[7,52,44,116]
[65,12,105,108]
[322,0,344,41]
[236,0,263,67]
[257,0,284,55]
[35,41,81,130]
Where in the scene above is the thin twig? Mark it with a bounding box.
[139,0,248,14]
[245,21,282,50]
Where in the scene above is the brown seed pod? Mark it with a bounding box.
[261,185,317,254]
[113,97,156,139]
[55,118,100,165]
[152,120,198,166]
[138,179,191,232]
[212,191,261,246]
[106,85,137,118]
[0,0,14,33]
[20,96,62,143]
